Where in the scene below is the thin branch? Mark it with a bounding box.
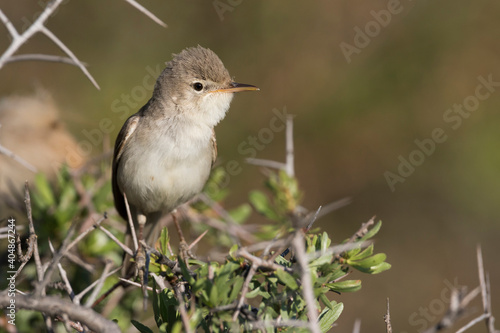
[123,0,167,27]
[245,158,286,170]
[285,115,295,177]
[96,224,134,256]
[35,221,76,297]
[0,0,64,65]
[0,144,37,172]
[24,183,44,285]
[315,197,352,219]
[232,263,257,321]
[174,285,193,333]
[5,54,85,66]
[73,266,122,305]
[456,313,490,333]
[0,291,121,333]
[0,9,19,39]
[40,26,99,89]
[384,298,392,333]
[48,240,75,300]
[124,193,139,252]
[477,245,496,332]
[352,319,361,333]
[237,248,293,272]
[292,230,320,333]
[84,260,114,307]
[65,214,107,252]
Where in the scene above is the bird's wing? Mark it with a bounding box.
[112,114,140,220]
[211,129,217,166]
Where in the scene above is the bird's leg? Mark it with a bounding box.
[136,214,149,310]
[172,211,195,264]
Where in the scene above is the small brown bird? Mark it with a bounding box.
[112,46,258,268]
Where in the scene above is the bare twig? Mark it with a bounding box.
[123,0,167,27]
[232,263,257,321]
[315,197,352,219]
[174,285,193,333]
[352,319,361,333]
[285,115,295,177]
[5,54,84,66]
[477,245,496,332]
[292,230,320,333]
[35,222,76,297]
[456,314,490,333]
[48,240,75,300]
[422,287,480,333]
[84,260,114,307]
[96,224,134,256]
[0,144,37,172]
[384,298,392,333]
[237,248,292,272]
[0,0,99,89]
[0,291,121,333]
[124,193,139,252]
[24,183,44,285]
[73,266,122,305]
[188,229,208,250]
[245,158,286,170]
[65,214,107,252]
[118,278,159,293]
[346,217,376,244]
[40,26,99,89]
[245,319,311,330]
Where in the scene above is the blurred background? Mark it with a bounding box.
[1,0,499,331]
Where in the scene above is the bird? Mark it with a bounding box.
[112,45,259,274]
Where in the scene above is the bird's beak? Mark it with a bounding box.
[212,82,259,93]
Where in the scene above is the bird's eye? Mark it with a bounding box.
[193,82,203,91]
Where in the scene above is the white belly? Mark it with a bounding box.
[117,120,213,214]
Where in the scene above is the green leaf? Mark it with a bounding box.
[310,253,333,267]
[318,301,343,333]
[326,280,362,293]
[349,253,391,274]
[351,244,374,260]
[209,284,218,307]
[159,227,170,257]
[229,204,252,224]
[321,231,330,251]
[369,262,392,274]
[276,269,298,290]
[249,190,280,220]
[178,258,195,285]
[359,220,382,241]
[229,244,239,257]
[319,293,333,310]
[131,320,154,333]
[348,253,386,267]
[152,279,162,327]
[34,173,55,207]
[228,276,244,302]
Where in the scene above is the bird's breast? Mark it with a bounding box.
[117,121,214,214]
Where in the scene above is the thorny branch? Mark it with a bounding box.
[0,0,166,89]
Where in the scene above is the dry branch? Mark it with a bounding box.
[0,291,121,333]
